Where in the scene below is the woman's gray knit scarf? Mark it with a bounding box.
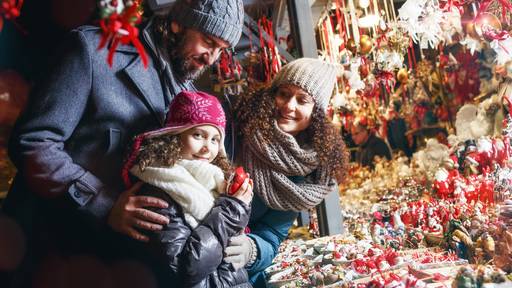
[243,121,336,211]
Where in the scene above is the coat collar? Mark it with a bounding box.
[122,54,166,127]
[118,21,167,127]
[117,20,194,127]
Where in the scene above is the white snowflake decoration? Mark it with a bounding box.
[490,37,512,66]
[376,50,404,71]
[344,58,366,91]
[418,4,445,49]
[440,8,462,44]
[398,0,427,23]
[398,0,451,49]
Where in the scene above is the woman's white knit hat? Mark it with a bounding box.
[271,58,340,111]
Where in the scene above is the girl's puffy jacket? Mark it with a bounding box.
[139,184,252,288]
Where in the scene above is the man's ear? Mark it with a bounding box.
[170,21,182,34]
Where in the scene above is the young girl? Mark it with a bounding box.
[121,91,253,288]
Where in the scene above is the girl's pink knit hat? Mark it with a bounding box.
[122,91,227,187]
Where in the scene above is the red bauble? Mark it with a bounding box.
[229,167,249,195]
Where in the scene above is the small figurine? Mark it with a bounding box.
[452,266,477,288]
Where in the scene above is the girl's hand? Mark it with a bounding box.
[230,178,253,206]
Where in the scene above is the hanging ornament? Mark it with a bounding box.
[257,16,281,83]
[344,57,366,91]
[398,0,444,49]
[376,49,404,71]
[474,12,505,41]
[479,0,512,26]
[359,60,370,78]
[358,0,370,9]
[440,0,465,14]
[386,23,409,53]
[97,0,148,69]
[397,68,409,85]
[0,0,24,32]
[464,21,479,39]
[359,34,374,55]
[346,39,357,54]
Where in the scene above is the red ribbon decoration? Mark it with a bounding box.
[484,29,510,41]
[322,21,331,56]
[440,0,464,14]
[98,1,148,69]
[257,16,280,83]
[336,0,348,42]
[410,40,417,67]
[0,0,24,33]
[376,71,395,94]
[478,0,494,16]
[478,0,512,25]
[376,32,388,49]
[257,18,270,83]
[497,0,512,24]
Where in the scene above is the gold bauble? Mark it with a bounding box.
[359,35,373,55]
[346,39,357,54]
[465,22,479,39]
[474,13,502,40]
[397,68,408,84]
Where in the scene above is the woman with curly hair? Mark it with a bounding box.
[121,91,253,287]
[223,58,350,286]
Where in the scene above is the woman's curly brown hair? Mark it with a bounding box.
[234,86,349,183]
[130,134,232,179]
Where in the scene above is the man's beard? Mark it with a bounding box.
[168,32,208,81]
[172,56,208,81]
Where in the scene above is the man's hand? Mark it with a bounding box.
[108,182,169,242]
[224,234,255,270]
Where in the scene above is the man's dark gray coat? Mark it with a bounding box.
[3,24,193,284]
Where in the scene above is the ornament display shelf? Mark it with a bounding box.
[269,105,512,287]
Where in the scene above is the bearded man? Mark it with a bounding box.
[3,0,244,286]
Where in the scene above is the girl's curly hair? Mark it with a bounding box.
[234,86,349,183]
[131,134,232,179]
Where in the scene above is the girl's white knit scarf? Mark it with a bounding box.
[130,159,225,228]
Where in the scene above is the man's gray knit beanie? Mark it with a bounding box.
[272,58,340,112]
[173,0,244,47]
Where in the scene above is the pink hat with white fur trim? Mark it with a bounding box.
[122,91,227,187]
[145,90,226,140]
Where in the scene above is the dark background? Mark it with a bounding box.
[1,0,97,82]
